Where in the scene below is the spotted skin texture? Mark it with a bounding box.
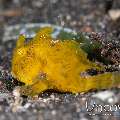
[11,27,120,96]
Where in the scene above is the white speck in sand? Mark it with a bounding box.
[24,103,31,109]
[13,87,20,98]
[92,91,115,102]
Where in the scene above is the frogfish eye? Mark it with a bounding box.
[17,47,26,56]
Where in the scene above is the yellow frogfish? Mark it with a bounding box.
[11,27,120,96]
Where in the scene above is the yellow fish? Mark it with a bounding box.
[11,27,120,96]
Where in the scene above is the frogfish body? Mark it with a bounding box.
[11,27,120,96]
